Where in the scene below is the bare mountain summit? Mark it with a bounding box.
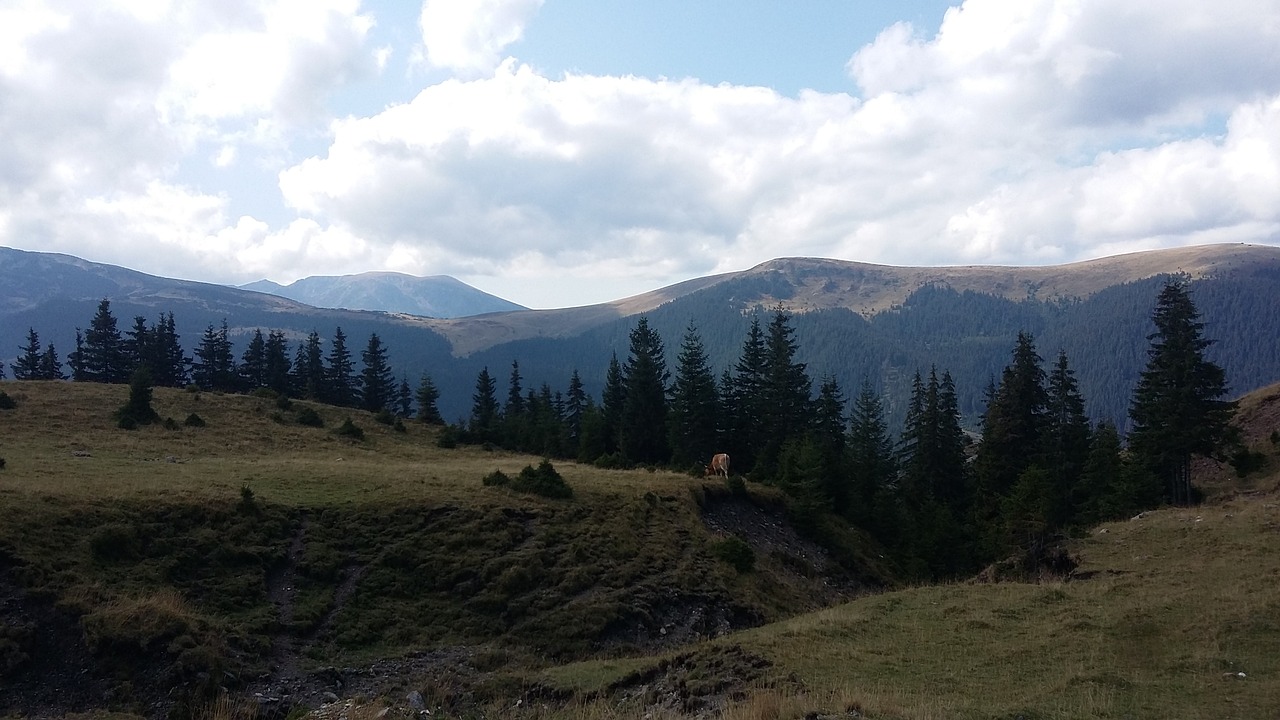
[411,243,1280,356]
[241,272,525,319]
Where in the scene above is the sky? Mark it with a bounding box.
[2,1,1279,309]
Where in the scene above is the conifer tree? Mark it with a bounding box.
[975,331,1048,501]
[810,375,849,510]
[564,370,588,452]
[78,299,128,383]
[11,328,43,380]
[325,327,356,407]
[292,331,326,400]
[600,352,625,456]
[416,374,444,425]
[358,333,395,412]
[240,329,268,389]
[757,306,812,477]
[151,313,189,387]
[192,321,236,391]
[264,330,292,396]
[1042,350,1091,524]
[470,366,500,442]
[620,316,669,465]
[1128,279,1236,506]
[397,376,413,418]
[506,360,525,417]
[39,343,65,380]
[68,330,85,381]
[667,323,720,468]
[123,315,151,375]
[848,381,898,536]
[729,315,768,473]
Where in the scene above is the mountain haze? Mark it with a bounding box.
[241,272,525,318]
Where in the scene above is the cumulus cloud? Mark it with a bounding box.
[419,0,544,77]
[4,0,1280,309]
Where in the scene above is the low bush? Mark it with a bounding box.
[183,413,206,427]
[374,409,395,426]
[482,470,510,487]
[274,394,293,411]
[436,425,458,448]
[295,406,324,427]
[335,418,365,441]
[162,417,180,430]
[0,391,15,410]
[713,535,755,573]
[511,459,573,499]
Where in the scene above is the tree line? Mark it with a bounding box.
[4,299,446,423]
[5,283,1241,579]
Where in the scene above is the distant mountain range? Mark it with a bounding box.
[3,243,1279,428]
[240,273,525,318]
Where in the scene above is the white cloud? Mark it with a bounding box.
[4,0,1280,309]
[419,0,543,77]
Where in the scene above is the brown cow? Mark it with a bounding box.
[704,453,730,478]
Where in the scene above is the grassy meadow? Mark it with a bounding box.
[2,379,1279,719]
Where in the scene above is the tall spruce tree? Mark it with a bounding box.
[122,316,151,376]
[325,327,356,407]
[470,366,500,442]
[729,316,768,473]
[240,329,268,390]
[78,299,129,383]
[810,375,850,511]
[975,331,1049,501]
[1128,279,1236,506]
[292,331,326,400]
[757,306,812,478]
[506,360,525,417]
[192,320,236,391]
[667,323,720,469]
[564,370,588,452]
[11,328,43,379]
[848,381,898,537]
[358,333,395,412]
[1042,350,1091,525]
[151,313,189,387]
[619,316,670,465]
[415,374,444,425]
[39,344,64,380]
[600,352,625,456]
[264,331,292,396]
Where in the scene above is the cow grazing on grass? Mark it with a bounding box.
[704,453,730,478]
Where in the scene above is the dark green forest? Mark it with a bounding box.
[7,280,1249,580]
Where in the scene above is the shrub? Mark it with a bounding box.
[335,418,365,440]
[115,368,159,428]
[1231,448,1268,478]
[374,409,395,426]
[0,458,6,471]
[726,474,747,496]
[268,412,286,424]
[712,535,755,573]
[250,388,277,400]
[593,452,624,469]
[238,485,257,514]
[1271,429,1280,446]
[183,413,206,427]
[90,524,141,562]
[0,391,15,410]
[184,384,200,394]
[274,394,293,411]
[511,459,573,499]
[162,417,180,431]
[295,407,324,428]
[393,419,407,433]
[482,470,511,487]
[436,425,458,449]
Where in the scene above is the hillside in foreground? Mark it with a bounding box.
[1,380,1279,718]
[0,380,888,718]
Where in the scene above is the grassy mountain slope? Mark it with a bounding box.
[0,380,889,717]
[240,272,526,318]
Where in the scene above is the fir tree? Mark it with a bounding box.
[415,374,444,425]
[810,375,849,510]
[151,313,189,387]
[358,333,395,412]
[325,327,356,407]
[264,330,292,396]
[975,331,1049,501]
[1128,279,1236,506]
[292,330,326,400]
[470,366,501,442]
[240,329,267,390]
[506,360,525,417]
[757,306,812,477]
[397,376,413,418]
[848,381,898,537]
[115,367,160,428]
[122,315,151,376]
[600,352,625,456]
[563,370,588,452]
[667,323,720,469]
[39,344,65,380]
[78,299,129,383]
[192,321,236,391]
[1042,350,1091,525]
[729,316,768,473]
[68,330,85,381]
[619,316,669,465]
[11,328,43,379]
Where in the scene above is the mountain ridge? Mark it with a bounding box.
[240,270,526,318]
